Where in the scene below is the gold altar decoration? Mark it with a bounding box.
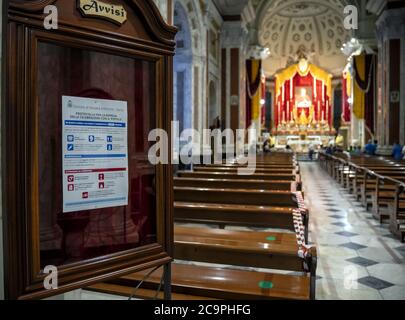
[251,60,261,120]
[343,68,352,97]
[275,59,332,99]
[293,104,314,126]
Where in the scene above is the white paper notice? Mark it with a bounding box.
[62,96,128,213]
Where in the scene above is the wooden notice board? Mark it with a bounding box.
[3,0,176,299]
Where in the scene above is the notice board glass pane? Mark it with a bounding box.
[37,41,157,268]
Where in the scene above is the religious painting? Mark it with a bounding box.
[295,87,313,108]
[294,86,314,126]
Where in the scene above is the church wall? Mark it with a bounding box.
[400,37,405,145]
[375,7,405,146]
[0,0,4,301]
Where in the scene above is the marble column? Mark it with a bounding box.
[375,7,405,146]
[0,0,4,301]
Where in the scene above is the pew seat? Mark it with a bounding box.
[174,201,299,230]
[174,177,296,191]
[174,187,297,207]
[108,263,312,300]
[174,226,312,272]
[177,171,299,182]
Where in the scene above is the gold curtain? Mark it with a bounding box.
[353,54,365,119]
[251,59,261,121]
[275,62,332,99]
[343,70,352,97]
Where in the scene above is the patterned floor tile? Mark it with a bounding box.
[327,209,342,213]
[340,242,368,250]
[299,162,405,300]
[329,214,344,219]
[357,276,394,290]
[332,222,347,227]
[335,231,358,237]
[346,256,379,267]
[395,245,405,252]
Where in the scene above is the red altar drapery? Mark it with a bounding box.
[342,74,351,122]
[274,71,331,127]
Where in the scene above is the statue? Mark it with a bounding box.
[293,88,314,126]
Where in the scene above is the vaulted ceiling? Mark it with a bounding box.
[255,0,354,76]
[213,0,251,16]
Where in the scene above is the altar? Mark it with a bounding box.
[271,57,336,144]
[274,134,335,153]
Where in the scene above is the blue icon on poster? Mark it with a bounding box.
[67,144,74,151]
[89,135,95,142]
[67,135,74,142]
[107,144,113,151]
[107,136,113,142]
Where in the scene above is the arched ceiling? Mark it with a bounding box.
[257,0,353,76]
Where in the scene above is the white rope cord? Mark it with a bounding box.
[293,192,312,272]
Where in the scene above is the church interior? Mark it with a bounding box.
[0,0,405,302]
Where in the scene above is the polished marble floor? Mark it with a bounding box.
[301,162,405,300]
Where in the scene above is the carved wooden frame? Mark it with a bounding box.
[2,0,176,299]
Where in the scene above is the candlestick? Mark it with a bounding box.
[314,77,317,99]
[282,85,285,103]
[290,78,293,99]
[322,81,325,102]
[278,101,281,125]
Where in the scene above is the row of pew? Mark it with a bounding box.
[87,153,317,300]
[320,152,405,242]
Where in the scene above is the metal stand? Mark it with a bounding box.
[128,262,172,301]
[163,262,172,300]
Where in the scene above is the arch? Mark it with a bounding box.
[173,1,193,156]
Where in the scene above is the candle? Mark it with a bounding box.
[290,78,293,98]
[322,111,325,122]
[287,101,290,121]
[317,101,320,121]
[283,111,286,123]
[326,101,329,124]
[291,111,293,121]
[282,85,285,103]
[322,81,325,102]
[314,77,317,98]
[278,101,281,125]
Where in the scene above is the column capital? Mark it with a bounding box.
[376,8,405,42]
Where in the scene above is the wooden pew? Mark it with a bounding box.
[174,187,297,207]
[174,202,298,231]
[192,166,297,174]
[174,177,298,191]
[321,153,405,239]
[105,263,313,300]
[174,226,316,275]
[372,176,405,224]
[388,185,405,242]
[201,163,296,169]
[177,171,299,182]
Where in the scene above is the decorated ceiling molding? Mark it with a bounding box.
[257,0,353,76]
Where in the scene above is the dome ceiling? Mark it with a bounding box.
[258,0,353,76]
